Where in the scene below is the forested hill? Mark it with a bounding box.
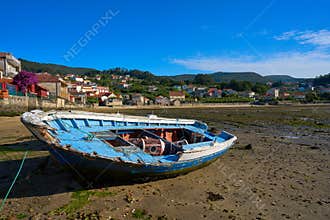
[20,59,99,75]
[20,58,306,83]
[264,75,305,82]
[211,72,266,83]
[169,72,302,83]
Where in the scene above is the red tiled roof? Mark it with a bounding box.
[97,86,109,90]
[0,52,13,58]
[208,88,218,93]
[169,91,185,96]
[36,84,49,91]
[293,92,305,95]
[37,73,60,82]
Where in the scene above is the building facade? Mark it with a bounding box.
[36,73,69,100]
[169,91,185,102]
[0,52,21,78]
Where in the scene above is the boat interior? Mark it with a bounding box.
[92,128,213,156]
[37,116,233,163]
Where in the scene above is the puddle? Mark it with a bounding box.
[283,136,300,139]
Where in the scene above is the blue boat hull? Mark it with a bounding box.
[21,110,237,180]
[48,145,230,179]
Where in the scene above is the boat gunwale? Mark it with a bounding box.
[23,121,236,166]
[33,110,198,125]
[21,110,237,166]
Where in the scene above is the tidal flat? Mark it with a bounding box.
[0,105,329,219]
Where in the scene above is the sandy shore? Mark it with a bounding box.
[0,106,329,219]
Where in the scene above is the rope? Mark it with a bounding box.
[0,151,28,212]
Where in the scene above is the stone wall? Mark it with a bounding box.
[0,95,81,112]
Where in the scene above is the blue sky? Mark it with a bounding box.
[1,0,330,77]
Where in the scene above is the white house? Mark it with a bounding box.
[74,76,84,82]
[155,96,170,105]
[169,91,185,102]
[266,88,279,98]
[0,52,21,78]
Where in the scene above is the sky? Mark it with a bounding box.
[1,0,330,78]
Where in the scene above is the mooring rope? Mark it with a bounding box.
[0,151,28,212]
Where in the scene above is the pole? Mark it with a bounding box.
[56,82,58,108]
[3,57,7,77]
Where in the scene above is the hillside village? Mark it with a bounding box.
[1,52,330,109]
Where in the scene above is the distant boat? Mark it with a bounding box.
[21,110,237,179]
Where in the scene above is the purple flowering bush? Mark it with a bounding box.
[13,71,38,93]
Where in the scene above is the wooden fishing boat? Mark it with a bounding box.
[21,110,237,179]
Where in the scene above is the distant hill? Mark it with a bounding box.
[20,59,99,75]
[170,72,303,83]
[264,75,303,82]
[211,72,266,83]
[19,58,305,83]
[170,72,266,83]
[167,74,196,81]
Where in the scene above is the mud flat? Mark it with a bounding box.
[0,105,329,219]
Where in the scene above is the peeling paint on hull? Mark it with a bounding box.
[21,110,237,179]
[48,145,229,179]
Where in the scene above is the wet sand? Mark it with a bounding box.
[0,106,329,219]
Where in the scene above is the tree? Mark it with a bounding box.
[218,82,228,89]
[87,97,99,104]
[159,77,175,86]
[320,92,330,100]
[13,71,38,93]
[225,80,252,91]
[252,83,269,95]
[193,74,215,85]
[272,81,283,88]
[314,73,330,86]
[305,92,319,102]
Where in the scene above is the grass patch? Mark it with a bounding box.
[132,209,151,219]
[51,189,116,216]
[201,97,253,103]
[56,190,92,215]
[0,112,22,117]
[284,118,330,129]
[0,146,27,161]
[0,146,26,152]
[0,148,29,161]
[16,213,27,219]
